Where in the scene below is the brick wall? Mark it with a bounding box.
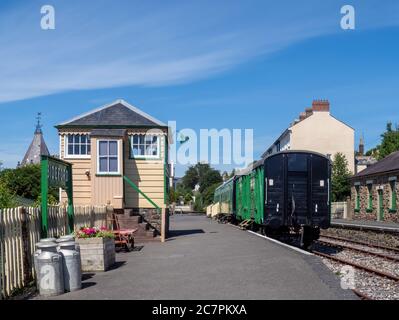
[351,172,399,223]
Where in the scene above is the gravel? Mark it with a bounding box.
[321,258,399,300]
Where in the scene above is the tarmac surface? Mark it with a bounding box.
[43,214,356,300]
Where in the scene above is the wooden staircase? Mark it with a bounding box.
[238,219,254,230]
[114,209,160,243]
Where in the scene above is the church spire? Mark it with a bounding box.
[35,112,42,134]
[21,113,50,166]
[359,134,364,156]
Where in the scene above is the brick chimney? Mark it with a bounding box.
[312,99,330,112]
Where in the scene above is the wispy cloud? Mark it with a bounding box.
[0,0,398,103]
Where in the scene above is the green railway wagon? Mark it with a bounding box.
[214,177,234,215]
[235,164,264,224]
[213,150,331,247]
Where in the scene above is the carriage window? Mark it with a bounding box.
[288,154,308,172]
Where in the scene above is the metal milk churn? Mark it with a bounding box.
[57,235,80,253]
[36,243,64,296]
[34,238,57,280]
[58,241,82,292]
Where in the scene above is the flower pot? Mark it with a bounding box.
[76,237,115,272]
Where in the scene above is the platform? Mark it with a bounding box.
[36,215,356,300]
[331,218,399,234]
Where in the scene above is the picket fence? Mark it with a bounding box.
[0,205,108,299]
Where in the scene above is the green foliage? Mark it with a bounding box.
[0,164,58,204]
[181,163,222,193]
[377,122,399,160]
[0,180,16,208]
[178,163,223,210]
[193,193,203,212]
[184,192,193,204]
[202,182,222,207]
[331,153,352,202]
[168,188,177,204]
[0,164,41,199]
[34,193,59,207]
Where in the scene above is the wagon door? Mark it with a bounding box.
[286,153,309,226]
[265,154,285,228]
[310,155,330,228]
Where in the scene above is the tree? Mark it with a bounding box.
[181,163,222,193]
[202,182,222,207]
[0,180,15,208]
[331,153,351,202]
[179,163,223,212]
[0,164,58,202]
[184,192,193,204]
[378,122,399,160]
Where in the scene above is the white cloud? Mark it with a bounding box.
[0,0,398,104]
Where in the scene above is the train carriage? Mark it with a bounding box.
[212,150,331,247]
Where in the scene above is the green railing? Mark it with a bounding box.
[123,175,160,211]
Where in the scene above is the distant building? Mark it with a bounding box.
[20,113,50,166]
[355,136,377,174]
[350,151,398,223]
[262,100,355,173]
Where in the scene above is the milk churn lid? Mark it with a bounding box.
[59,234,75,240]
[56,237,75,243]
[58,241,76,249]
[40,238,57,243]
[39,243,58,250]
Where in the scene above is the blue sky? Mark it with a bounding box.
[0,0,398,176]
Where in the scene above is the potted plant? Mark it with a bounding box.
[75,226,115,272]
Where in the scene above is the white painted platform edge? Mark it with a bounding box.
[247,230,313,256]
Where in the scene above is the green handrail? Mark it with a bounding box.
[123,175,160,211]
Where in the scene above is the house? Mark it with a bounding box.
[355,136,377,174]
[55,99,173,237]
[350,151,399,223]
[262,100,355,173]
[20,113,50,166]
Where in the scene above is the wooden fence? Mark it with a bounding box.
[0,205,108,299]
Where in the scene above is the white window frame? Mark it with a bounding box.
[64,134,91,159]
[96,139,120,175]
[130,134,161,159]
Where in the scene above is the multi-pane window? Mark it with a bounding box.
[390,181,397,211]
[66,134,91,157]
[130,135,160,158]
[98,140,119,174]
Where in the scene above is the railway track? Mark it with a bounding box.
[320,234,399,254]
[317,237,399,262]
[312,249,399,282]
[312,236,399,300]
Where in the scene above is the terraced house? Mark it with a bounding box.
[350,151,399,223]
[55,99,172,239]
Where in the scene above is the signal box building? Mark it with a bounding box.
[55,99,172,239]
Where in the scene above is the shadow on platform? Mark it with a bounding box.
[168,229,205,237]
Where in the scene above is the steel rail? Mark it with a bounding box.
[317,238,399,262]
[312,250,399,282]
[352,288,373,300]
[320,234,399,254]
